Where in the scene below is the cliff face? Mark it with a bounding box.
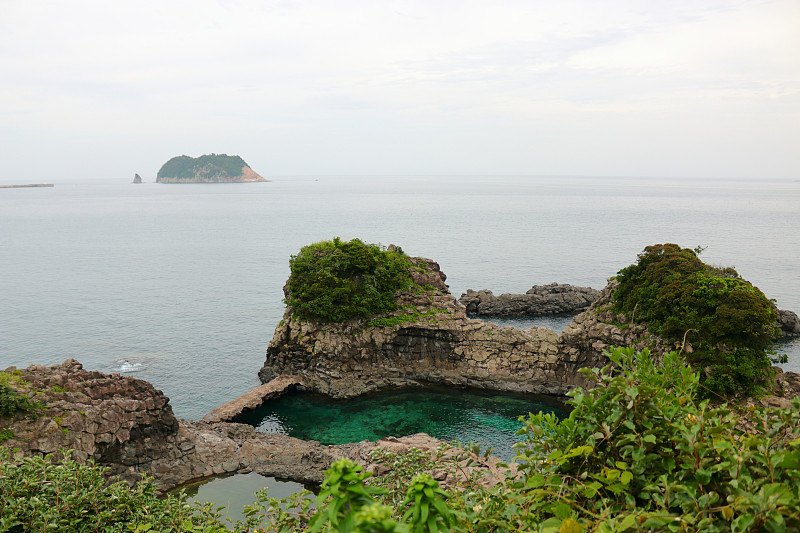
[155,154,268,183]
[261,260,800,404]
[1,360,510,493]
[261,258,604,397]
[1,359,181,483]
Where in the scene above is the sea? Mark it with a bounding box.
[2,175,799,420]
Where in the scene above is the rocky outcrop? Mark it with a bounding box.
[1,361,511,493]
[778,309,800,337]
[1,359,183,484]
[261,254,800,408]
[460,283,601,317]
[132,173,142,184]
[261,258,582,397]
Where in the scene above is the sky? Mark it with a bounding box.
[0,0,798,181]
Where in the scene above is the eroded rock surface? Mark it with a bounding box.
[260,258,580,397]
[778,309,800,337]
[460,283,601,317]
[1,361,511,493]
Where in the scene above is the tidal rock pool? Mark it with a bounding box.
[239,387,568,460]
[177,472,310,524]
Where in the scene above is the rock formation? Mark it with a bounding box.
[459,283,601,316]
[261,255,800,403]
[778,309,800,337]
[155,154,268,183]
[1,360,509,493]
[132,173,142,184]
[261,257,584,397]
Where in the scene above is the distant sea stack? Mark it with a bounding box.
[155,154,268,183]
[133,173,142,184]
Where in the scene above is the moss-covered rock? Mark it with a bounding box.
[612,243,779,397]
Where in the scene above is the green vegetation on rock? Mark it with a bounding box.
[612,243,779,398]
[285,238,414,322]
[0,372,39,418]
[156,154,259,183]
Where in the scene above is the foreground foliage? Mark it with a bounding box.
[284,238,414,322]
[612,243,779,397]
[3,347,799,532]
[0,450,227,532]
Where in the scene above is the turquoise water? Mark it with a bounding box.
[239,387,568,461]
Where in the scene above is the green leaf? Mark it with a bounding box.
[559,518,583,533]
[732,514,755,532]
[695,469,712,485]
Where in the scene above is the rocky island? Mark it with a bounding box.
[155,154,267,184]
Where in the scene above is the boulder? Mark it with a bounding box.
[778,309,800,337]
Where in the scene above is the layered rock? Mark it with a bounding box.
[261,258,581,397]
[459,283,601,317]
[261,256,800,403]
[1,360,509,493]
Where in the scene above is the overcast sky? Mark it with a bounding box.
[1,0,798,181]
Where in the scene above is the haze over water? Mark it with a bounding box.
[1,175,798,419]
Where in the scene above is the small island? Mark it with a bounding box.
[132,173,142,184]
[155,154,268,184]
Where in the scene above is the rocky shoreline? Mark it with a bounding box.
[3,253,800,495]
[1,360,510,493]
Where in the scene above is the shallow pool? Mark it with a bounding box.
[239,387,567,460]
[176,472,310,524]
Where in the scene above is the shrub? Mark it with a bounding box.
[285,238,414,322]
[612,243,779,397]
[0,383,37,418]
[0,450,228,532]
[512,346,800,532]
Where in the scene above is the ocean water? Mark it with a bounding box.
[1,176,798,421]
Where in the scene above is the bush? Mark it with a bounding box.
[0,450,228,532]
[0,382,37,418]
[284,238,414,322]
[511,347,800,532]
[612,243,779,397]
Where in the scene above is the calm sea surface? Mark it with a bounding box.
[2,176,798,419]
